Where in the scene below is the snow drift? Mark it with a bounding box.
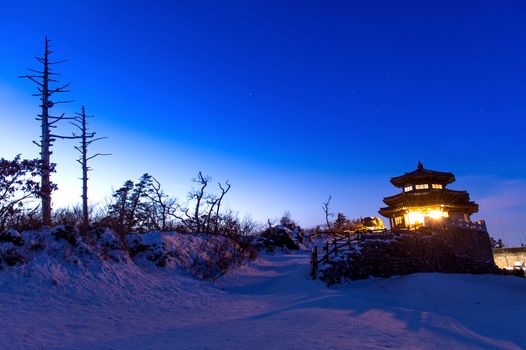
[1,227,525,349]
[0,226,254,284]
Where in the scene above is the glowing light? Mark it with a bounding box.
[407,211,425,226]
[406,207,448,227]
[427,210,444,219]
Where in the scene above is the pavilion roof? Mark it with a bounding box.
[382,188,471,206]
[390,161,455,187]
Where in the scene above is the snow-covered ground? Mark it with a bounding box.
[1,246,525,349]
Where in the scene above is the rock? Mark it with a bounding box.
[0,230,24,246]
[125,232,171,267]
[52,225,80,246]
[259,226,299,250]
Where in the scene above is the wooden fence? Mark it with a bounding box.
[310,232,361,279]
[310,230,395,279]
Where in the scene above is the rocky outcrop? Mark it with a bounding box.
[126,233,175,267]
[257,225,299,250]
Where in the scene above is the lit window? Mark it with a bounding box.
[395,216,403,225]
[415,184,429,190]
[407,211,425,225]
[404,185,413,192]
[406,207,448,227]
[432,184,443,189]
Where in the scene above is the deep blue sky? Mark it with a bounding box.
[1,1,525,243]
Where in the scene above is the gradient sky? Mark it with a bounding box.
[1,1,525,244]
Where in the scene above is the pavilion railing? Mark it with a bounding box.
[447,219,487,232]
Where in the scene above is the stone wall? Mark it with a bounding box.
[319,226,499,285]
[493,247,526,269]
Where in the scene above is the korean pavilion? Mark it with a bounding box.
[379,162,479,230]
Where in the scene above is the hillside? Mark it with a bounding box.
[0,229,524,349]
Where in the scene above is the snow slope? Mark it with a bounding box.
[1,247,525,349]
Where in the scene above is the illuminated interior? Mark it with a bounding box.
[405,207,448,226]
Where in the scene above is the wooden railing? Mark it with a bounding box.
[310,230,395,279]
[309,228,387,240]
[448,219,487,232]
[310,233,361,279]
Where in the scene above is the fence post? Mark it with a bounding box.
[324,242,329,262]
[333,238,338,255]
[347,233,351,249]
[314,252,318,279]
[311,246,318,279]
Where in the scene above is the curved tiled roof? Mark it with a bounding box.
[390,161,455,187]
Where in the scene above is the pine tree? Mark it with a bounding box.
[334,212,348,232]
[109,174,153,234]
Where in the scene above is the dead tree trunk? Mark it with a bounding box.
[145,176,176,231]
[204,197,218,234]
[72,106,109,232]
[192,172,209,233]
[322,195,333,231]
[214,181,231,234]
[20,37,76,227]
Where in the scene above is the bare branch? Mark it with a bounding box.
[19,75,43,87]
[86,153,111,161]
[50,134,80,139]
[48,59,68,65]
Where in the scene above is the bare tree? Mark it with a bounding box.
[322,195,333,230]
[172,174,232,234]
[20,37,77,227]
[190,171,209,233]
[204,196,218,234]
[173,203,194,232]
[214,181,230,234]
[71,106,109,232]
[145,176,176,231]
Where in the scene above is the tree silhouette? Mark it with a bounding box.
[190,171,209,233]
[71,106,109,232]
[213,181,231,234]
[20,37,77,227]
[322,195,333,230]
[0,155,42,232]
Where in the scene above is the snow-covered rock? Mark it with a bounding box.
[258,225,300,250]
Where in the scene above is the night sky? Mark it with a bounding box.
[1,1,525,244]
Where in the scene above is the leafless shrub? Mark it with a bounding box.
[188,234,256,281]
[3,207,42,232]
[52,206,83,227]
